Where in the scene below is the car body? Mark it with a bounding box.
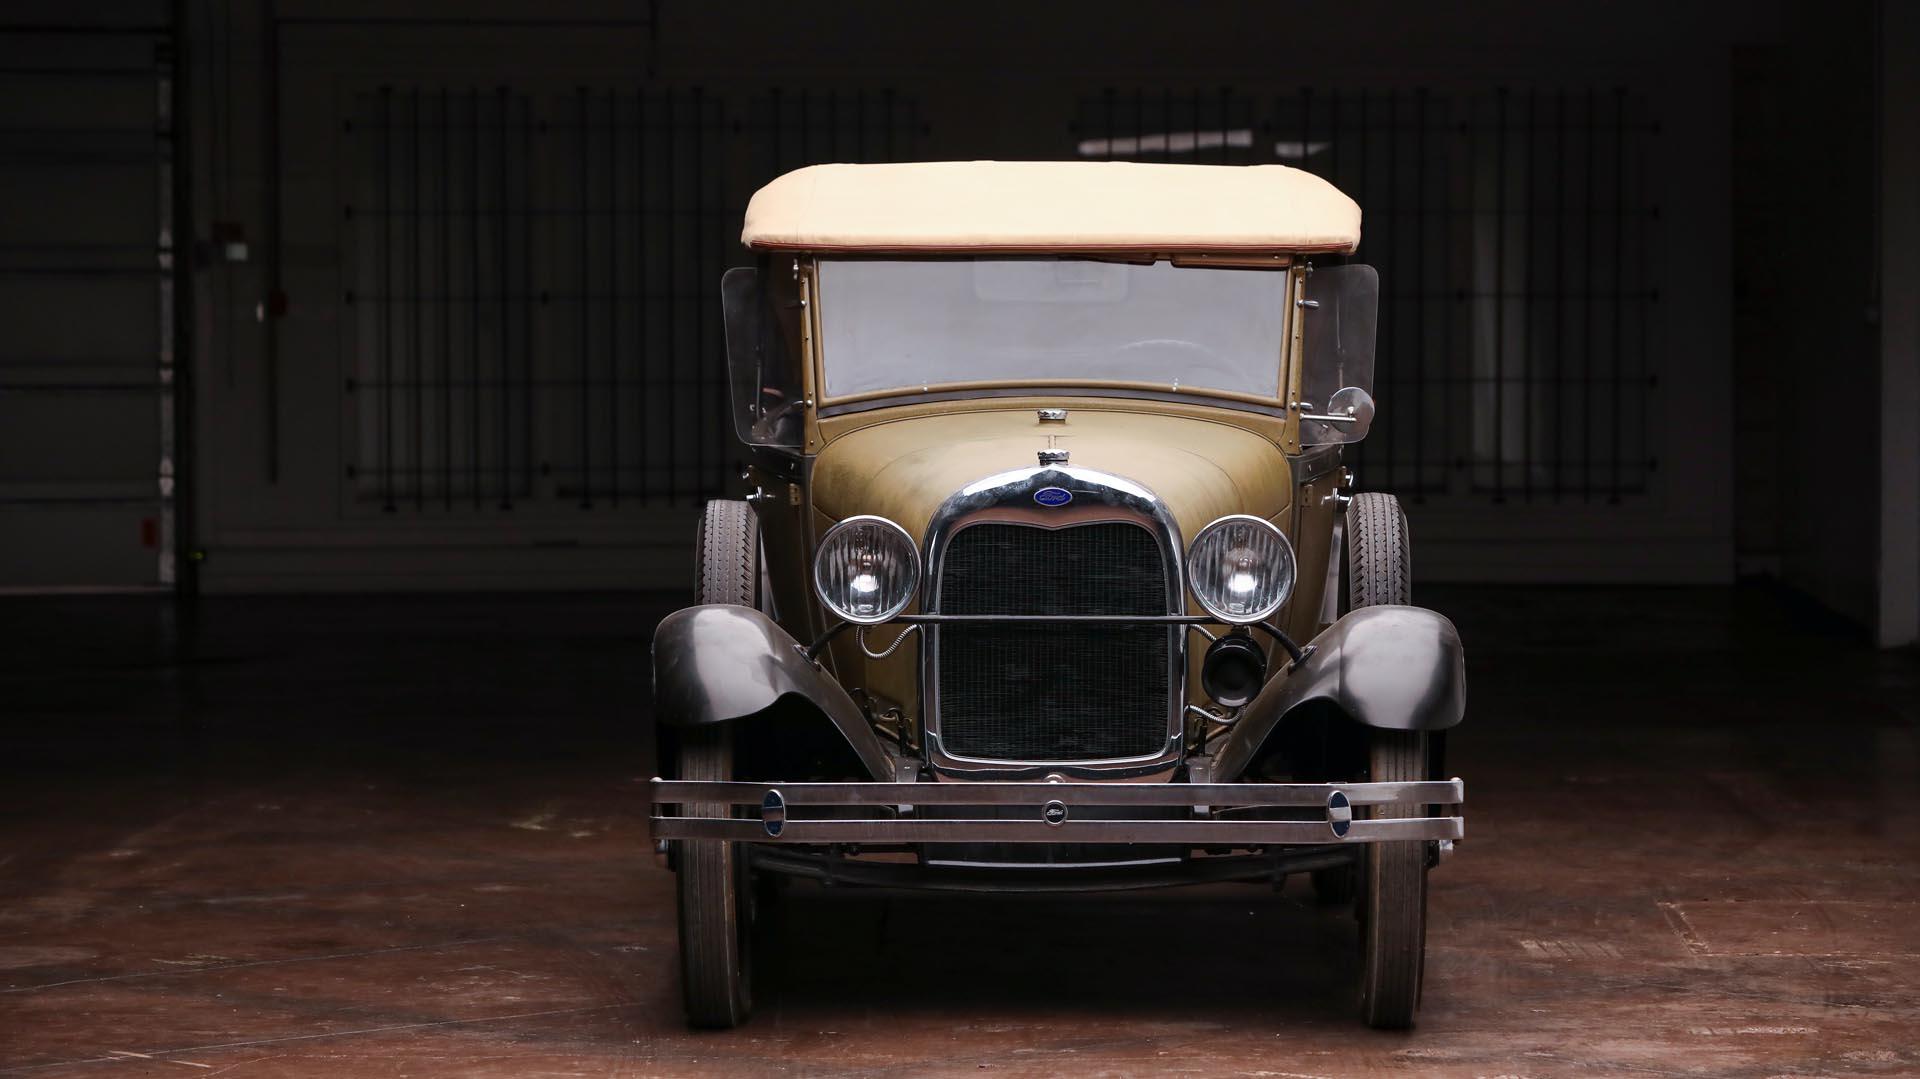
[649,161,1467,1029]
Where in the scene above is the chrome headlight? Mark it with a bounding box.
[1186,515,1296,624]
[813,515,920,625]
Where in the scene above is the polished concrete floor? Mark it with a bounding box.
[1,586,1917,1077]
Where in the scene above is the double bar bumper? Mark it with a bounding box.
[649,778,1465,845]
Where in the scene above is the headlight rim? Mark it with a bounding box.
[812,513,922,626]
[1185,513,1297,625]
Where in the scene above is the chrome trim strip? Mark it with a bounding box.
[920,465,1187,775]
[654,816,1463,846]
[817,386,1292,419]
[655,778,1464,808]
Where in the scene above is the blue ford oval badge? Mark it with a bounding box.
[1034,487,1073,508]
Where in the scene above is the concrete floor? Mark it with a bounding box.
[1,586,1917,1077]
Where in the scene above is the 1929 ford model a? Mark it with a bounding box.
[650,161,1466,1029]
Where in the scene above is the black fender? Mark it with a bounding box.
[652,603,894,781]
[1211,605,1465,782]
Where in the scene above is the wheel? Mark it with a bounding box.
[1358,729,1429,1029]
[675,725,753,1027]
[1312,491,1411,908]
[1342,491,1411,610]
[694,499,758,609]
[675,500,759,1028]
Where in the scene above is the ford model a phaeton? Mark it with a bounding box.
[650,161,1466,1029]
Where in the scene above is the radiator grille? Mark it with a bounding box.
[936,522,1170,761]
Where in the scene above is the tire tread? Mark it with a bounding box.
[1345,492,1410,609]
[676,500,758,1028]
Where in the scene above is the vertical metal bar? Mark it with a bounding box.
[1553,89,1566,503]
[1298,87,1310,176]
[770,87,782,173]
[1161,87,1171,162]
[693,86,708,494]
[441,88,451,510]
[1358,89,1379,483]
[496,86,509,509]
[608,88,618,505]
[637,90,649,503]
[466,90,478,508]
[714,95,730,490]
[665,87,678,502]
[1219,86,1230,164]
[1609,87,1625,502]
[1382,89,1396,491]
[1581,88,1595,502]
[381,86,395,511]
[1445,91,1460,493]
[711,93,727,491]
[1189,87,1199,163]
[1491,88,1507,501]
[1414,87,1428,497]
[577,88,592,507]
[156,31,177,583]
[412,87,423,510]
[1355,88,1373,482]
[1121,87,1136,161]
[1328,89,1339,189]
[164,4,194,592]
[263,8,282,485]
[1521,88,1535,504]
[1637,99,1651,492]
[469,88,479,509]
[883,87,895,161]
[1104,87,1115,160]
[521,95,533,498]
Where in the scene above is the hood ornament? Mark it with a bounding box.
[1037,449,1069,466]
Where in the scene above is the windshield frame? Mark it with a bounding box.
[809,255,1303,417]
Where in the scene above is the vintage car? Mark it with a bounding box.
[649,161,1466,1029]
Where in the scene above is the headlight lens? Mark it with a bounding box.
[813,515,920,625]
[1186,515,1296,624]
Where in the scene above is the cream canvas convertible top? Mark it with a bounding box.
[740,160,1361,255]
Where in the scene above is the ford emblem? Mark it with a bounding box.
[1034,487,1073,507]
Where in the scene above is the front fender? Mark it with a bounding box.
[652,604,894,781]
[1212,605,1465,781]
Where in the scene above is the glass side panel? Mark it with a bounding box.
[721,266,803,449]
[1299,263,1379,446]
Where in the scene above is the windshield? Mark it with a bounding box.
[816,259,1289,402]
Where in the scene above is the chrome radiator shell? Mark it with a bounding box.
[920,465,1186,777]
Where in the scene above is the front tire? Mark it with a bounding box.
[675,725,752,1028]
[1312,491,1412,908]
[1358,730,1429,1029]
[674,500,759,1028]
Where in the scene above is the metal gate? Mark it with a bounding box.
[339,85,925,515]
[0,11,185,589]
[1074,86,1659,505]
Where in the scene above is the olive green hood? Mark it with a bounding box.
[812,405,1293,542]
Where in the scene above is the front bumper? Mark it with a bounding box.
[649,778,1464,845]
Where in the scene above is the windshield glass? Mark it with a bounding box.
[817,259,1289,401]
